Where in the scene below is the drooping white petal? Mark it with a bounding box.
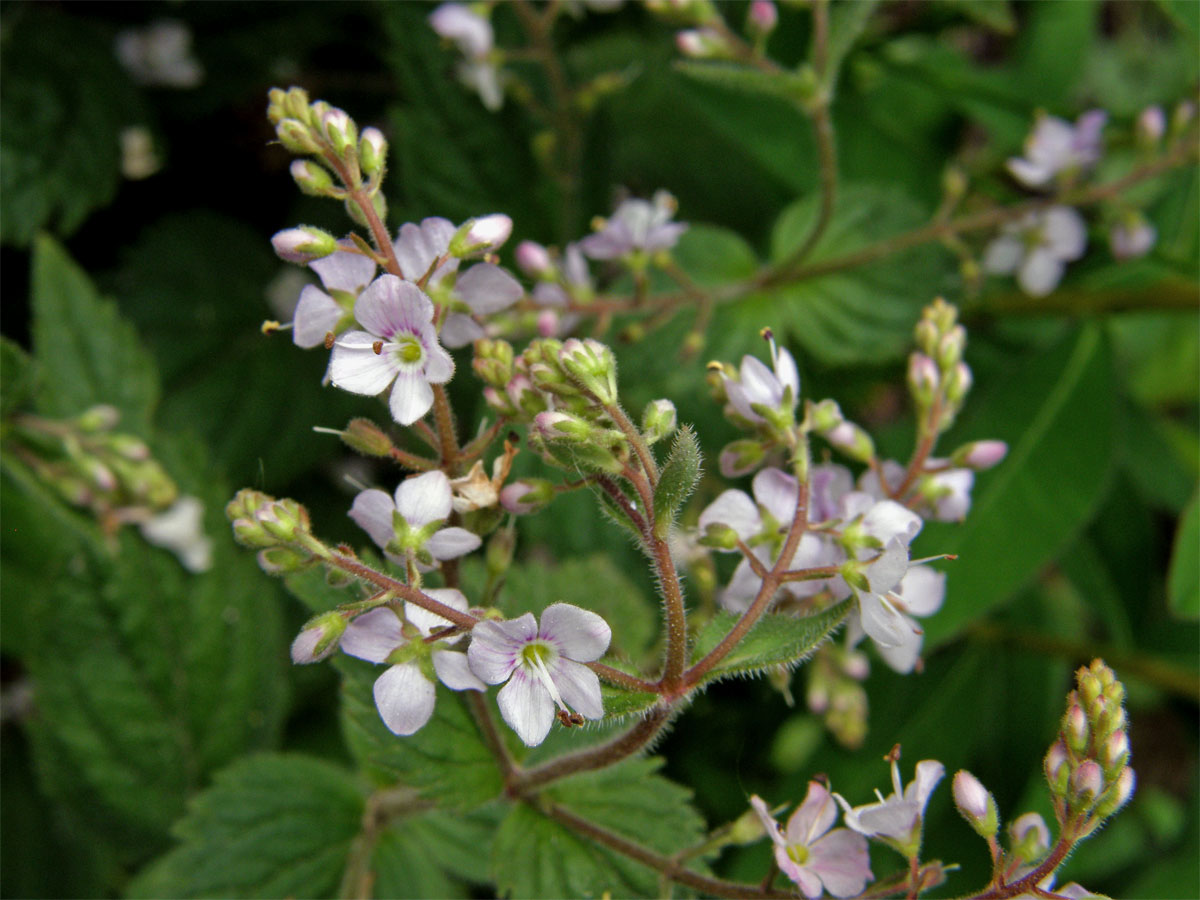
[455,263,523,314]
[426,526,482,560]
[310,251,376,293]
[753,467,799,527]
[406,588,468,638]
[785,781,837,847]
[864,539,910,594]
[875,629,922,674]
[928,468,974,521]
[774,347,800,399]
[1006,156,1054,188]
[355,276,435,339]
[982,235,1023,275]
[547,657,604,719]
[429,3,494,58]
[423,341,455,384]
[395,470,453,525]
[329,332,400,395]
[497,668,555,746]
[698,489,760,543]
[861,501,922,547]
[808,829,873,898]
[293,286,346,348]
[738,355,779,408]
[373,662,437,735]
[895,565,945,618]
[857,591,913,649]
[388,370,434,425]
[349,488,399,549]
[540,602,611,663]
[906,760,945,810]
[393,217,457,285]
[341,608,405,663]
[467,614,538,683]
[1042,206,1087,260]
[1018,248,1064,297]
[432,649,487,691]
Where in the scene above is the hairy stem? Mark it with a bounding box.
[326,553,478,629]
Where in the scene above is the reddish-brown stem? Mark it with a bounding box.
[588,662,657,694]
[387,446,438,471]
[459,418,508,465]
[326,553,478,629]
[605,403,659,486]
[430,383,460,469]
[594,475,649,536]
[891,394,943,499]
[736,539,771,579]
[972,831,1077,899]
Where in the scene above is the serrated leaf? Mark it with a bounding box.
[338,657,504,810]
[923,325,1117,646]
[0,8,143,244]
[31,235,159,433]
[493,757,706,899]
[127,754,364,899]
[674,61,811,106]
[1167,490,1199,620]
[689,600,853,686]
[654,425,701,538]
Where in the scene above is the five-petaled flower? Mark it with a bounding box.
[834,756,945,856]
[579,190,687,260]
[750,784,873,899]
[982,206,1087,297]
[340,589,486,736]
[328,275,454,425]
[292,250,376,349]
[467,603,611,746]
[349,470,482,565]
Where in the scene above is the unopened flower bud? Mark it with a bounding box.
[450,214,514,258]
[699,522,740,551]
[953,770,999,838]
[1008,812,1051,861]
[1045,740,1070,796]
[271,226,337,264]
[1063,702,1089,754]
[746,0,777,36]
[290,612,346,664]
[936,325,966,370]
[1109,213,1156,261]
[320,106,357,157]
[500,479,555,514]
[952,440,1008,470]
[1094,766,1135,818]
[290,159,334,196]
[825,421,875,464]
[1070,760,1104,807]
[258,545,315,575]
[107,434,152,461]
[534,411,591,443]
[676,27,732,59]
[1136,105,1166,146]
[642,399,677,444]
[907,353,940,408]
[942,165,968,201]
[1101,730,1130,776]
[559,338,618,405]
[914,317,939,356]
[943,362,972,405]
[76,405,120,432]
[275,118,322,155]
[809,398,844,433]
[341,418,395,457]
[729,804,768,844]
[719,438,765,478]
[515,240,555,278]
[359,127,387,177]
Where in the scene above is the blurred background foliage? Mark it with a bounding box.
[1,1,1196,898]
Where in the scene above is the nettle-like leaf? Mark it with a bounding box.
[689,600,854,687]
[654,425,702,538]
[127,754,364,899]
[492,757,707,900]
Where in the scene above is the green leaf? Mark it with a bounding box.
[31,235,159,433]
[493,757,706,899]
[127,754,364,899]
[370,822,469,900]
[338,657,504,810]
[923,325,1118,646]
[936,0,1017,34]
[1167,490,1199,620]
[827,0,882,79]
[674,62,812,106]
[654,425,702,538]
[0,336,37,419]
[0,7,143,244]
[689,599,853,686]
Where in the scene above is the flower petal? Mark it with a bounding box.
[982,235,1023,275]
[698,489,760,543]
[310,250,376,293]
[423,342,455,384]
[341,607,404,663]
[858,591,913,649]
[393,217,456,284]
[349,488,398,549]
[753,467,799,527]
[355,276,435,339]
[864,539,910,594]
[539,603,611,662]
[467,613,538,683]
[406,588,468,638]
[395,470,453,525]
[439,313,485,349]
[548,658,604,720]
[785,781,837,847]
[373,662,436,735]
[861,501,922,546]
[293,286,346,348]
[896,566,945,618]
[455,263,524,314]
[329,331,399,395]
[875,630,922,674]
[432,649,487,691]
[1018,248,1064,297]
[426,526,482,560]
[808,829,873,898]
[497,668,555,746]
[1042,206,1087,260]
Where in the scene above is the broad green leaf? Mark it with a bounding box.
[0,7,143,244]
[31,235,159,434]
[1118,398,1197,513]
[127,754,363,899]
[338,656,504,810]
[936,0,1017,34]
[674,62,812,107]
[923,325,1117,646]
[1,336,36,418]
[1009,0,1099,109]
[492,757,706,899]
[689,600,853,686]
[826,0,882,79]
[654,425,702,537]
[370,822,469,900]
[1167,490,1199,620]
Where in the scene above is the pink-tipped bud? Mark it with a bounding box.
[936,324,966,370]
[1070,760,1104,806]
[1008,812,1051,861]
[746,0,778,36]
[943,361,972,404]
[290,612,346,664]
[675,27,730,59]
[809,398,844,432]
[320,106,356,155]
[954,440,1008,471]
[500,478,555,515]
[1137,105,1166,145]
[450,214,513,257]
[290,159,334,196]
[359,126,387,176]
[1064,702,1089,753]
[516,240,555,278]
[1095,766,1135,818]
[1101,730,1130,775]
[907,352,940,407]
[1045,740,1070,796]
[533,410,587,442]
[271,226,337,264]
[825,421,875,464]
[953,770,999,838]
[536,309,561,338]
[719,438,765,478]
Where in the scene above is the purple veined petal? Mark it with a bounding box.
[858,591,912,648]
[429,3,494,58]
[293,286,345,348]
[785,781,838,847]
[807,828,873,898]
[874,627,922,674]
[981,234,1023,275]
[432,649,487,691]
[1042,206,1087,260]
[406,588,468,638]
[423,341,455,384]
[1017,248,1065,297]
[497,667,556,746]
[426,526,482,560]
[395,470,453,525]
[356,276,435,339]
[698,489,760,543]
[341,607,404,663]
[861,500,922,546]
[738,354,780,408]
[455,263,524,314]
[329,332,401,395]
[388,371,435,425]
[723,380,763,423]
[373,662,437,735]
[547,657,604,719]
[349,488,399,549]
[752,467,799,527]
[393,217,457,284]
[439,313,485,349]
[775,845,824,899]
[810,464,854,521]
[540,603,611,663]
[467,614,538,683]
[895,565,945,618]
[864,539,910,594]
[310,250,376,293]
[906,760,945,810]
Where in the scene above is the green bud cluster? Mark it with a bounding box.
[913,298,972,432]
[226,490,323,574]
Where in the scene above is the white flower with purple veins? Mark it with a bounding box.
[983,206,1087,297]
[1007,110,1106,188]
[340,590,486,735]
[846,563,944,674]
[329,276,453,425]
[428,3,505,110]
[292,251,377,349]
[468,603,611,746]
[392,217,523,349]
[579,191,688,260]
[722,339,800,426]
[835,758,945,847]
[751,784,873,899]
[350,470,481,564]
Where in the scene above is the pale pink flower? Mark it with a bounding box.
[349,470,481,562]
[983,206,1087,297]
[835,758,945,844]
[579,191,687,259]
[1007,110,1106,188]
[292,251,376,348]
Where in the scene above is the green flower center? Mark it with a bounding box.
[786,843,810,865]
[520,641,555,668]
[395,336,424,365]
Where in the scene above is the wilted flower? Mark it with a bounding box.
[1007,110,1106,188]
[983,206,1087,297]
